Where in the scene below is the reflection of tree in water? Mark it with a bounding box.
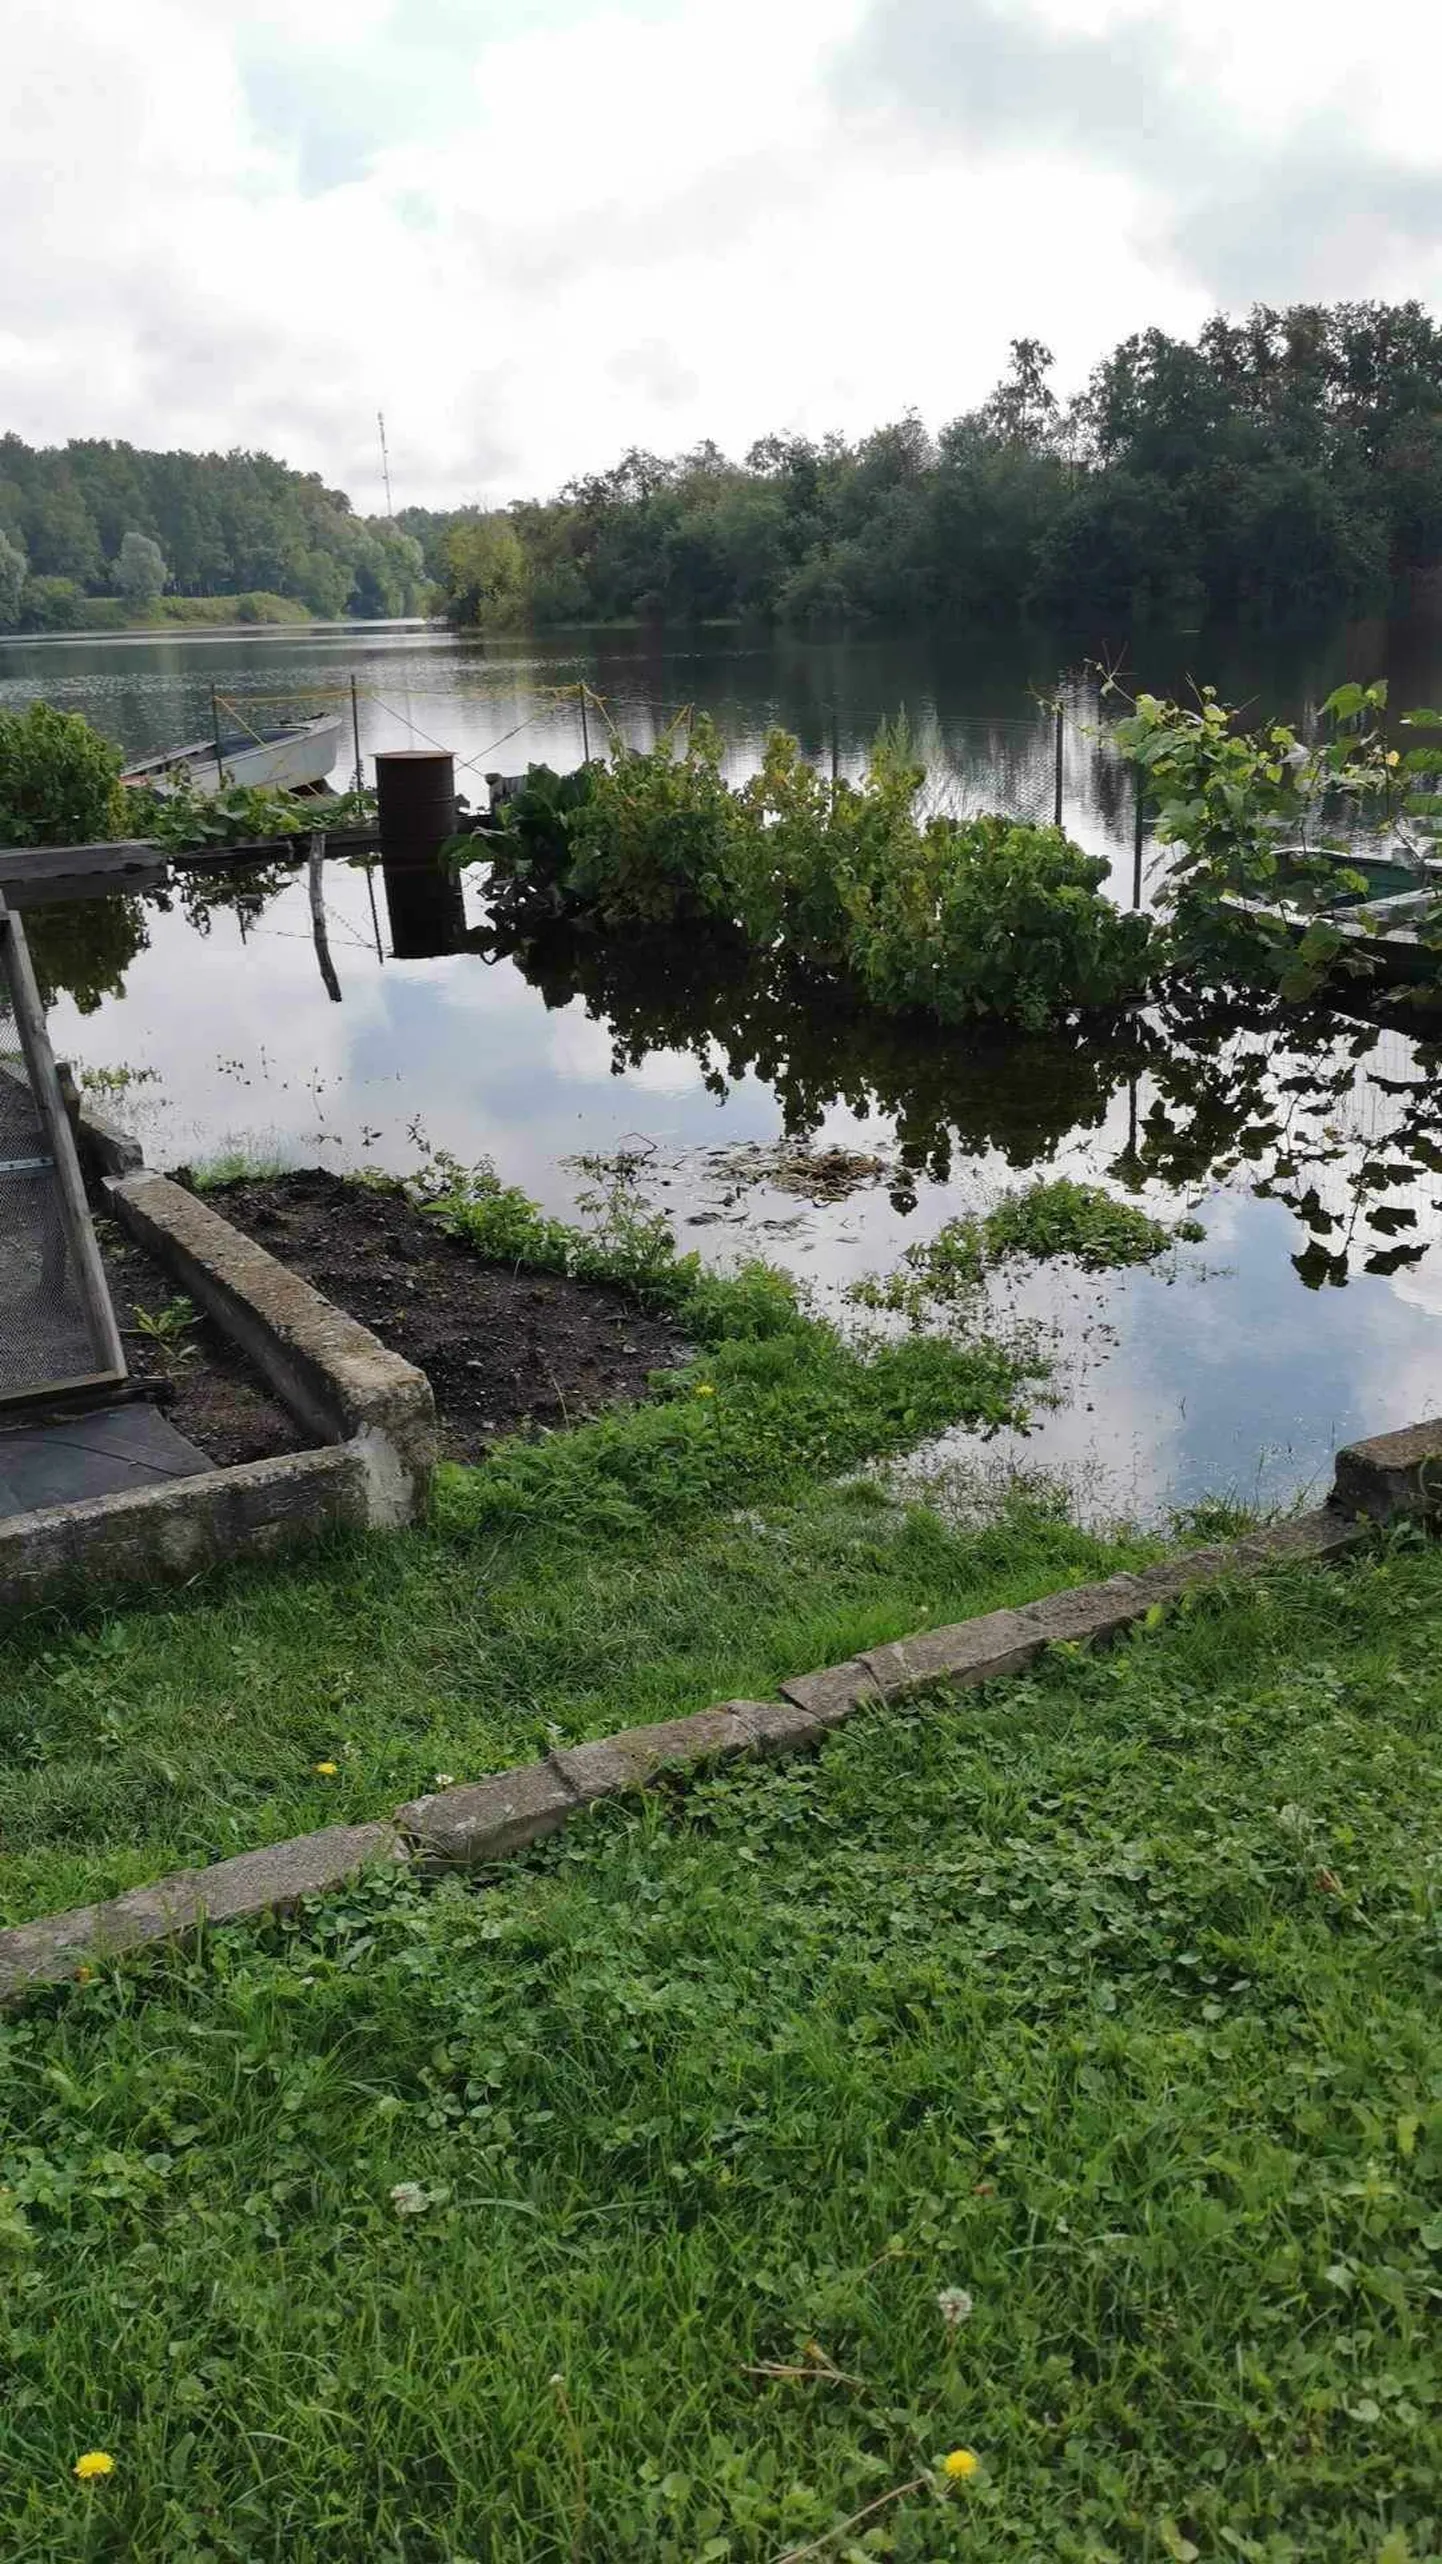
[19,860,302,1018]
[170,858,302,938]
[487,907,1442,1283]
[23,894,150,1016]
[1131,992,1442,1288]
[482,910,1151,1197]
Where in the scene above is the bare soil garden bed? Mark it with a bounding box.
[197,1168,690,1461]
[98,1219,301,1468]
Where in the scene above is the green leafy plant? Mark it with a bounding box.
[485,717,1149,1029]
[852,1178,1202,1317]
[1112,680,1442,1000]
[0,701,127,847]
[125,779,376,852]
[844,814,1151,1029]
[130,1296,199,1354]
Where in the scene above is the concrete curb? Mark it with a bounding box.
[0,1170,437,1614]
[0,1495,1388,2004]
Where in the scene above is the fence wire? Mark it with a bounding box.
[0,918,123,1406]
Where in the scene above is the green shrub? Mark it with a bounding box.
[0,701,127,847]
[563,714,742,925]
[485,719,1149,1029]
[845,815,1152,1029]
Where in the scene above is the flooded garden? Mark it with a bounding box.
[6,614,1442,1519]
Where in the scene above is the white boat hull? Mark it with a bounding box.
[123,718,342,796]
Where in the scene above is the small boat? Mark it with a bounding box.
[122,713,342,796]
[1222,839,1442,996]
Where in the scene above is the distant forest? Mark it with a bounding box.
[0,436,425,629]
[6,302,1442,641]
[404,302,1442,634]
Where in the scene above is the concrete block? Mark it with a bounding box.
[0,1822,404,2004]
[396,1763,580,1867]
[107,1171,436,1525]
[780,1659,882,1722]
[1016,1577,1151,1647]
[734,1699,832,1757]
[550,1706,757,1804]
[1236,1509,1369,1567]
[0,1445,367,1617]
[1332,1421,1442,1524]
[860,1608,1040,1698]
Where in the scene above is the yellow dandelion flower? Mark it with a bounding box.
[73,2452,115,2482]
[313,1761,339,1778]
[695,1383,716,1398]
[942,2448,979,2483]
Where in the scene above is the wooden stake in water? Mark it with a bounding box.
[350,675,363,793]
[579,685,591,763]
[1053,699,1065,828]
[1133,779,1146,909]
[211,686,226,787]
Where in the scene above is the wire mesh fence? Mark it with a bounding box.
[0,904,126,1409]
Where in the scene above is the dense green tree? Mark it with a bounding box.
[0,527,25,626]
[114,529,167,605]
[422,301,1442,633]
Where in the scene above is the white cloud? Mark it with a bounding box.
[3,0,1440,511]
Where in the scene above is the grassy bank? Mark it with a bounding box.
[3,1538,1440,2558]
[1,1178,1132,1926]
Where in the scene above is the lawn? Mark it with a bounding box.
[0,1173,1148,1928]
[2,1537,1441,2560]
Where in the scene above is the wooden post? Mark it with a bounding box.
[210,686,227,788]
[580,685,591,763]
[350,675,364,794]
[1053,699,1064,828]
[1133,777,1146,909]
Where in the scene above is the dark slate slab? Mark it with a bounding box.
[0,1401,211,1519]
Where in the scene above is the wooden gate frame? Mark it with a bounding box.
[0,891,126,1409]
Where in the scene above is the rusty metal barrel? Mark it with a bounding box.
[374,749,457,869]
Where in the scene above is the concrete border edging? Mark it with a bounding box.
[0,1498,1383,2002]
[0,1166,438,1614]
[107,1171,436,1528]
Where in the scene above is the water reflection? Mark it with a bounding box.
[25,862,1442,1289]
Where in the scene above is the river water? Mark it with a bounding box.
[5,614,1442,1523]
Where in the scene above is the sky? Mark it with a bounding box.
[4,0,1442,515]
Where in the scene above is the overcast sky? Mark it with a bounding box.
[5,0,1441,514]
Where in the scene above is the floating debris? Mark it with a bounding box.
[702,1141,892,1203]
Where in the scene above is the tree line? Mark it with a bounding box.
[412,302,1442,633]
[7,301,1440,640]
[0,436,425,629]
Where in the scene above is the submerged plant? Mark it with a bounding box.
[484,714,1150,1030]
[851,1178,1202,1320]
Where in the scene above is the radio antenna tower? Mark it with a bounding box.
[377,410,395,518]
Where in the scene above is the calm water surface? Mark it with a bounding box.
[6,616,1442,1522]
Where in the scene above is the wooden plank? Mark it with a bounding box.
[0,826,383,884]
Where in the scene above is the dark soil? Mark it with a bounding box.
[203,1169,691,1461]
[97,1221,303,1468]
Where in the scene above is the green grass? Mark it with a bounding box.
[3,1539,1441,2559]
[0,1474,1142,1929]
